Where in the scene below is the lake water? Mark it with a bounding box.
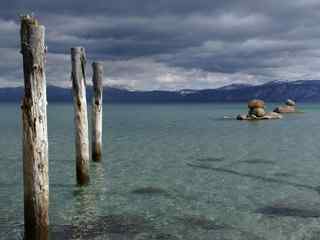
[2,103,320,240]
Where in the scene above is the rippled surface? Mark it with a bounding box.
[2,103,320,239]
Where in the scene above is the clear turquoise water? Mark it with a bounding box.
[2,103,320,239]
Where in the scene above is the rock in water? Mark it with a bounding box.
[236,99,282,121]
[274,99,297,113]
[250,107,266,117]
[286,99,296,106]
[262,112,282,119]
[131,187,170,196]
[256,206,320,218]
[237,114,247,120]
[248,99,265,109]
[274,106,296,113]
[237,112,282,120]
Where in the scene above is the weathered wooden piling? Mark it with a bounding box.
[71,47,90,185]
[20,15,49,240]
[91,62,103,162]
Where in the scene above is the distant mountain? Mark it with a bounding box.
[2,80,320,103]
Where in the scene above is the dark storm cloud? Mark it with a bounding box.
[1,0,320,89]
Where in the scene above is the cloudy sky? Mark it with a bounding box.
[2,0,320,90]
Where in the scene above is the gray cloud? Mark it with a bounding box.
[1,0,320,89]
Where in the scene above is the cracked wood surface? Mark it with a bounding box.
[71,47,90,185]
[20,15,49,240]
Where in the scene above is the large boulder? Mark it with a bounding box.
[237,99,282,121]
[248,99,265,109]
[250,107,266,117]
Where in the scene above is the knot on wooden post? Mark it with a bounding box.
[33,64,39,70]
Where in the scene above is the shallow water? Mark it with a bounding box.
[2,103,320,239]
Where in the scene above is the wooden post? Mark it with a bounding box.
[71,47,90,185]
[92,62,103,162]
[20,15,49,240]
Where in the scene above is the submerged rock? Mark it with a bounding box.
[87,214,151,235]
[187,162,320,194]
[256,205,320,218]
[177,215,228,230]
[196,157,225,162]
[177,215,265,240]
[34,212,272,240]
[239,159,275,165]
[134,232,180,240]
[237,112,282,121]
[273,172,294,178]
[131,187,170,196]
[50,214,153,239]
[256,196,320,218]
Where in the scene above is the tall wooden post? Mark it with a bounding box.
[92,62,103,162]
[71,47,90,185]
[20,15,49,240]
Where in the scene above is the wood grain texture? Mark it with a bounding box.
[92,62,103,162]
[20,15,49,240]
[71,47,90,185]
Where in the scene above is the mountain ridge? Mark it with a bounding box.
[1,80,320,102]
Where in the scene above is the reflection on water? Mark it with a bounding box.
[2,103,320,239]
